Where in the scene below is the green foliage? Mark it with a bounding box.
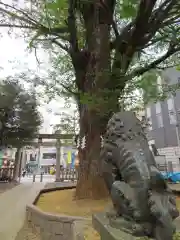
[0,0,180,115]
[176,65,180,71]
[0,78,42,147]
[136,70,161,104]
[134,69,180,105]
[116,0,139,19]
[53,111,78,134]
[53,111,78,144]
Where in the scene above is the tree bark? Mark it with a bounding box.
[75,110,108,199]
[12,147,21,182]
[75,2,116,199]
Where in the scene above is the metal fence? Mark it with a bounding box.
[32,168,78,182]
[59,168,78,182]
[157,161,174,173]
[0,167,14,182]
[157,164,167,172]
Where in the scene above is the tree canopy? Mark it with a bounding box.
[0,78,42,147]
[1,1,180,103]
[0,1,180,114]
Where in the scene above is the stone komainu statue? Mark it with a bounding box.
[100,112,179,240]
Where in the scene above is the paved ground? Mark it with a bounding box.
[0,182,45,240]
[20,174,55,183]
[0,182,19,194]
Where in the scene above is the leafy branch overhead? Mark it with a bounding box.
[0,0,180,108]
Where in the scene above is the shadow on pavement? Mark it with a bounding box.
[0,182,19,194]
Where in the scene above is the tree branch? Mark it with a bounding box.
[112,20,119,38]
[0,23,38,29]
[0,4,69,37]
[114,0,178,58]
[0,6,38,27]
[127,45,180,79]
[67,0,79,52]
[130,0,158,47]
[110,0,179,91]
[51,39,69,52]
[61,83,78,97]
[143,0,179,43]
[0,2,40,26]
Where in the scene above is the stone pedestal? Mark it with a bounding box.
[92,212,150,240]
[92,212,180,240]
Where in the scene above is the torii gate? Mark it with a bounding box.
[27,133,75,181]
[15,133,75,182]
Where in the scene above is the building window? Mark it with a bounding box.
[30,154,36,161]
[156,113,163,128]
[178,77,180,84]
[157,76,163,92]
[155,102,163,128]
[146,107,152,130]
[146,107,151,118]
[42,153,56,159]
[167,97,174,110]
[169,111,176,125]
[155,102,161,114]
[167,97,176,125]
[148,139,155,153]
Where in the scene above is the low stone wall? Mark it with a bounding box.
[26,184,87,240]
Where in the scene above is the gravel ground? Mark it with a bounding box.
[15,222,40,240]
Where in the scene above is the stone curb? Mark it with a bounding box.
[168,183,180,195]
[172,190,180,195]
[26,183,89,240]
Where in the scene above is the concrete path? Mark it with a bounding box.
[0,182,45,240]
[20,174,55,183]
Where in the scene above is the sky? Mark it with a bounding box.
[0,26,76,134]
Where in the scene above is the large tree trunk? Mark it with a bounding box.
[75,1,117,199]
[75,25,111,199]
[76,110,108,199]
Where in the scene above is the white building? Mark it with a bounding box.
[25,145,77,173]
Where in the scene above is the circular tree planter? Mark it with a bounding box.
[26,184,89,240]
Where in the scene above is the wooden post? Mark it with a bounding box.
[40,172,43,182]
[33,173,36,182]
[12,147,22,182]
[55,139,61,182]
[18,151,23,183]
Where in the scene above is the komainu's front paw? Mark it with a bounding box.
[106,206,118,218]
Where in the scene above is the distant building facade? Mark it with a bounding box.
[145,68,180,148]
[25,146,77,173]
